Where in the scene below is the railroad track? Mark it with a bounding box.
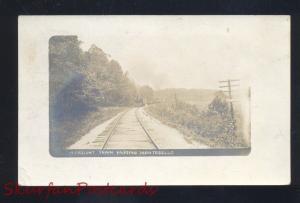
[101,108,159,149]
[101,110,128,149]
[134,108,159,149]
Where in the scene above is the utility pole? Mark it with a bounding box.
[219,79,240,130]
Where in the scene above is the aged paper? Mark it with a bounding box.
[19,16,290,185]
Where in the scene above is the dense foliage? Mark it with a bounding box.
[50,36,138,122]
[49,36,139,150]
[147,93,247,148]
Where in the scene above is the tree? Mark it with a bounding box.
[208,95,230,117]
[139,85,154,105]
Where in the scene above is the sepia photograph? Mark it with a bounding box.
[19,16,290,185]
[48,18,251,156]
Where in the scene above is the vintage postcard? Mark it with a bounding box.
[19,16,290,185]
[49,35,251,157]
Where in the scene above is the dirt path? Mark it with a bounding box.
[68,107,208,149]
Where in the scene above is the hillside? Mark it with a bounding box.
[49,36,138,150]
[154,88,220,110]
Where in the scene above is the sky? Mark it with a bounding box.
[50,16,289,90]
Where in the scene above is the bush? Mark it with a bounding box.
[146,94,247,148]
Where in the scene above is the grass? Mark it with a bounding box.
[50,106,126,149]
[145,97,248,148]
